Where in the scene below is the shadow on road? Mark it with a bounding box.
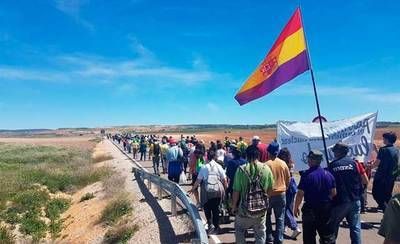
[134,171,189,243]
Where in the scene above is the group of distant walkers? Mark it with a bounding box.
[110,131,400,244]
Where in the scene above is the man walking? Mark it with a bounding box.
[232,145,274,244]
[371,132,399,211]
[294,150,337,244]
[160,138,170,174]
[226,145,247,199]
[189,150,227,234]
[329,142,363,244]
[167,138,183,183]
[139,138,147,161]
[252,136,268,163]
[265,142,290,244]
[152,139,161,175]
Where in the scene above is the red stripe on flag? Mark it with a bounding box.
[268,8,303,55]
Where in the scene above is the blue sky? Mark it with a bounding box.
[0,0,399,129]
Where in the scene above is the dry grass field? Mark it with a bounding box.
[0,135,98,150]
[152,127,400,147]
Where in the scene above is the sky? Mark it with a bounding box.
[0,0,399,129]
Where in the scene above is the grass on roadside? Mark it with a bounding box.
[0,143,110,242]
[89,138,102,143]
[100,196,132,225]
[0,225,15,244]
[103,223,139,244]
[80,192,95,202]
[19,211,47,243]
[92,153,113,163]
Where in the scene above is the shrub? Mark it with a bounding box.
[1,207,21,225]
[45,198,70,220]
[20,212,47,242]
[48,218,64,240]
[0,225,15,244]
[80,193,95,202]
[100,197,132,225]
[103,224,138,244]
[13,188,50,212]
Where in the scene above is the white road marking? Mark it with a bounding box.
[201,216,222,244]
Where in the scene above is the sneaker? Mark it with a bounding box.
[284,226,288,234]
[208,226,220,235]
[290,228,302,240]
[207,225,215,235]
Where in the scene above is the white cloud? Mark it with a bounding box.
[54,0,94,31]
[0,66,68,82]
[0,40,217,87]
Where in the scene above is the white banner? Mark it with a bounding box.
[277,112,378,171]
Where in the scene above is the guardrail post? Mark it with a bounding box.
[171,194,177,216]
[157,179,162,200]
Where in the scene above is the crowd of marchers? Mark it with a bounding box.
[108,131,399,244]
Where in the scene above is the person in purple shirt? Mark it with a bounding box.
[294,150,337,244]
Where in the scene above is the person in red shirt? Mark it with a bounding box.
[251,135,268,163]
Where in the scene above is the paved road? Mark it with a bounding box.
[111,140,385,244]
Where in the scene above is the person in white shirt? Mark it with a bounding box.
[216,141,226,164]
[189,150,227,234]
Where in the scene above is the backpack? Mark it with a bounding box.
[201,164,224,204]
[239,164,269,218]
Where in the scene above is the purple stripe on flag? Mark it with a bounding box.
[235,50,310,105]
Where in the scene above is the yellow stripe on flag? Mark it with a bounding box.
[278,28,307,65]
[237,45,283,93]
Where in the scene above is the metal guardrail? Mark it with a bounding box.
[110,139,208,244]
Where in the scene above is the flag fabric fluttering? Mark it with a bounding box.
[235,8,310,105]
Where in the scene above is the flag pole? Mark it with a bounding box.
[299,6,330,164]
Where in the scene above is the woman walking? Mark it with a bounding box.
[278,148,302,239]
[189,150,227,234]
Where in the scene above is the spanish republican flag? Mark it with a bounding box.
[235,8,310,105]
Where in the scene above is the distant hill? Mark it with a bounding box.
[0,121,399,136]
[376,121,400,128]
[0,129,52,133]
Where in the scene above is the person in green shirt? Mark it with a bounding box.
[237,136,248,158]
[232,145,274,244]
